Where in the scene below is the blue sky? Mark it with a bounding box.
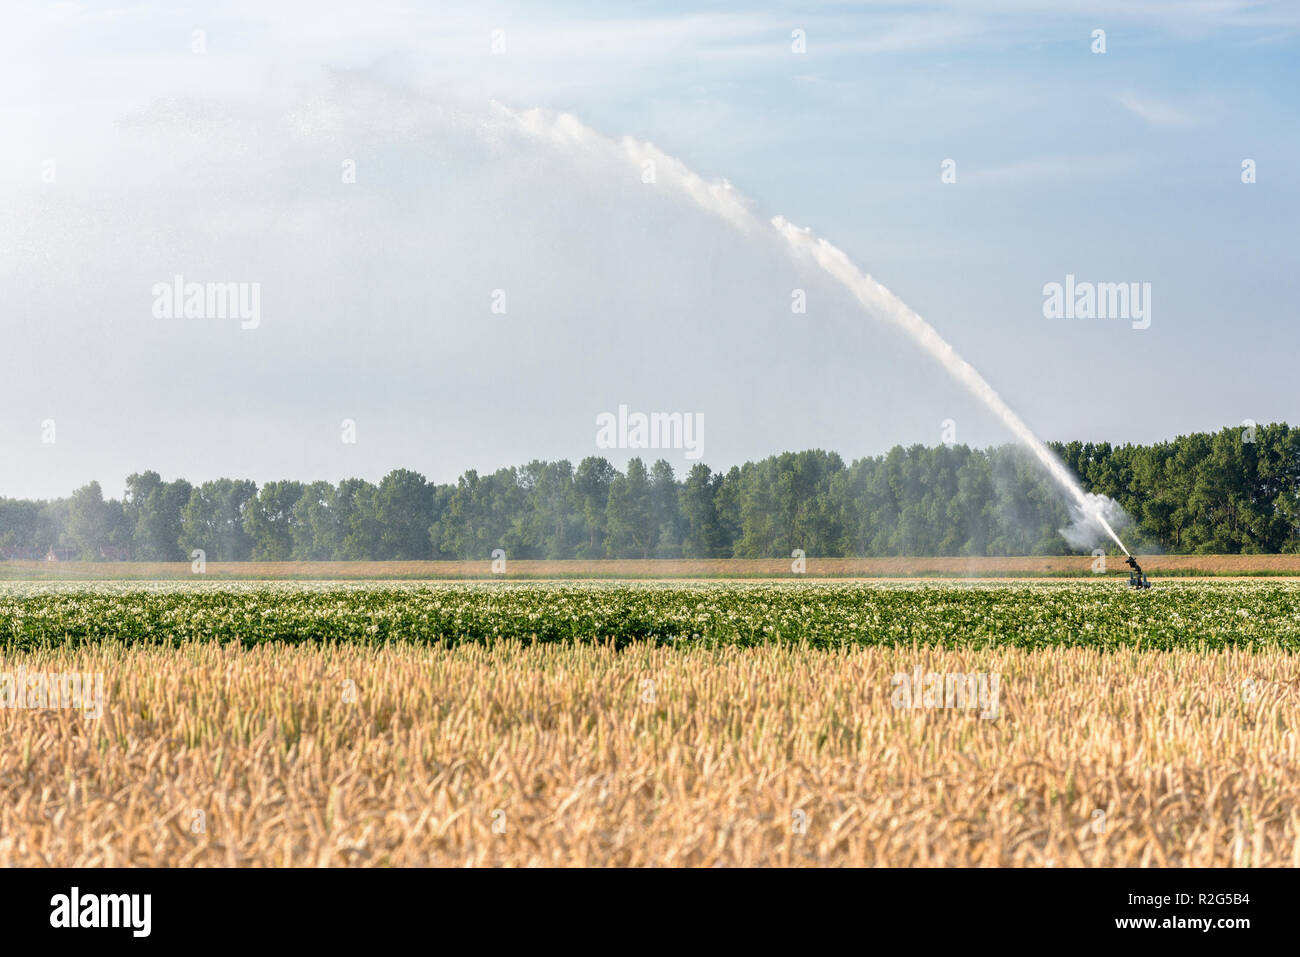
[2,2,1297,498]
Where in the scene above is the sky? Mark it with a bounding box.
[2,1,1297,500]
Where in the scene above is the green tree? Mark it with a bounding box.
[245,480,306,561]
[681,463,724,558]
[574,457,616,559]
[649,460,683,557]
[63,481,112,559]
[291,481,341,560]
[125,471,193,560]
[605,458,654,558]
[337,479,381,560]
[374,469,435,560]
[180,479,257,561]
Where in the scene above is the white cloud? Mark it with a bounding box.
[1117,92,1206,128]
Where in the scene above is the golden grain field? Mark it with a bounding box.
[2,639,1296,866]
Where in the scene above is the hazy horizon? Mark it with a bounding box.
[4,2,1297,500]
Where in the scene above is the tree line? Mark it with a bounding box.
[1,423,1296,561]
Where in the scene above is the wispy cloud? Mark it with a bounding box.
[1117,92,1206,128]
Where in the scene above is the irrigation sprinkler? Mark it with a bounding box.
[1126,555,1152,589]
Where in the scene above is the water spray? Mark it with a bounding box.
[769,217,1133,558]
[506,105,1136,562]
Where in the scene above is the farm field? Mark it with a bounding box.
[3,579,1300,649]
[2,580,1299,866]
[3,554,1300,580]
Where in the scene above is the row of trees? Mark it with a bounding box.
[1054,422,1300,554]
[2,424,1297,560]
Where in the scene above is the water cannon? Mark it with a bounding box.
[1125,555,1151,589]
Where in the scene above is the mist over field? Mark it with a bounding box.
[3,2,1298,505]
[2,76,998,501]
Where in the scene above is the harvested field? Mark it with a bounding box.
[3,554,1300,580]
[1,638,1297,866]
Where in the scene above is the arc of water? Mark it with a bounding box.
[503,104,1131,555]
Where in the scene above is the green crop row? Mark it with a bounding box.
[2,580,1299,651]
